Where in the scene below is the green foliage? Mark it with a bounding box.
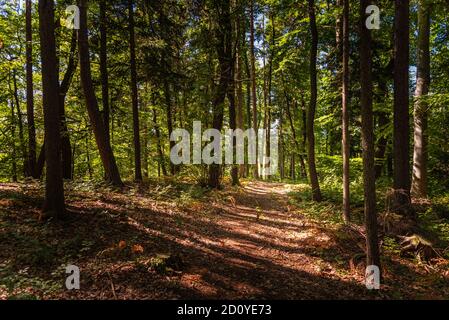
[0,264,60,300]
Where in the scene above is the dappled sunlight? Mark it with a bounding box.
[1,180,448,299]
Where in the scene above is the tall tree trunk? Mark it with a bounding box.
[244,42,252,178]
[360,0,381,271]
[99,0,110,140]
[142,95,149,179]
[12,70,28,177]
[279,107,285,180]
[10,100,17,182]
[392,0,412,215]
[284,89,306,178]
[236,0,245,178]
[86,134,93,179]
[228,1,239,186]
[128,0,142,181]
[26,0,37,178]
[249,0,259,179]
[228,73,239,185]
[38,0,65,217]
[374,111,389,178]
[290,154,296,180]
[164,79,175,175]
[208,0,232,188]
[264,12,275,180]
[287,86,307,178]
[36,143,45,178]
[342,0,350,223]
[300,95,308,172]
[307,0,322,202]
[59,30,77,180]
[152,106,167,176]
[78,0,123,187]
[411,0,431,198]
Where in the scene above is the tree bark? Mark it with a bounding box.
[290,154,296,180]
[360,0,381,271]
[236,0,245,178]
[12,70,28,177]
[227,5,239,186]
[100,0,110,140]
[128,0,142,181]
[152,106,167,176]
[36,143,45,178]
[38,0,65,217]
[164,79,175,175]
[249,0,259,179]
[228,73,239,185]
[26,0,37,178]
[59,30,77,180]
[208,0,232,188]
[279,107,285,180]
[10,99,17,182]
[307,0,322,202]
[411,0,431,198]
[392,0,412,215]
[284,89,307,178]
[78,0,123,187]
[342,0,350,223]
[374,111,389,178]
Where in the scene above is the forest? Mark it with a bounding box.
[0,0,449,300]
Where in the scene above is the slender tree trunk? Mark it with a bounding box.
[59,30,77,180]
[375,112,389,178]
[12,70,28,177]
[264,12,275,180]
[100,0,110,140]
[208,0,232,188]
[300,96,308,171]
[307,0,322,202]
[284,90,306,178]
[342,0,350,223]
[244,43,252,178]
[392,0,412,215]
[284,86,307,179]
[411,0,431,198]
[86,135,93,179]
[10,100,17,182]
[36,143,45,178]
[164,79,175,175]
[290,154,296,180]
[142,97,149,179]
[360,0,381,271]
[26,0,37,178]
[128,0,142,181]
[152,107,167,176]
[236,0,245,178]
[244,49,252,133]
[227,7,239,186]
[78,0,123,187]
[38,0,65,217]
[250,0,259,179]
[71,142,76,178]
[279,107,285,180]
[228,76,239,185]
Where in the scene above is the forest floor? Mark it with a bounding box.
[0,179,449,300]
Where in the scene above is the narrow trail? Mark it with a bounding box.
[4,180,441,299]
[170,181,368,299]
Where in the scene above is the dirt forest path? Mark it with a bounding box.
[4,180,438,300]
[159,181,370,299]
